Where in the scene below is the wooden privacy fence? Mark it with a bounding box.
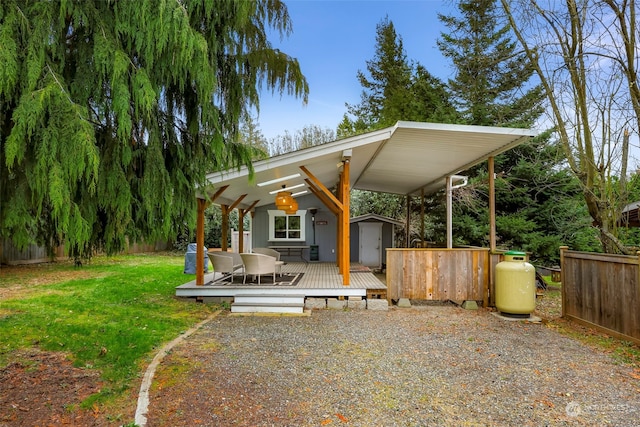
[1,239,170,265]
[560,246,640,344]
[386,248,489,303]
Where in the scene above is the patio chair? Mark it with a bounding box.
[208,252,244,284]
[240,253,277,285]
[252,247,284,276]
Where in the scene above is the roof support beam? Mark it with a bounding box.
[305,179,340,215]
[220,194,248,252]
[237,200,259,254]
[301,162,350,286]
[300,165,343,210]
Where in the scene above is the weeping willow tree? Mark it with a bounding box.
[0,0,308,258]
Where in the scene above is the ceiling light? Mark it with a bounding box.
[268,183,305,194]
[257,173,301,187]
[291,190,308,197]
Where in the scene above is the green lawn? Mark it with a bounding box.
[0,253,217,404]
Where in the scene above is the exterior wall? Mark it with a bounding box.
[253,194,337,262]
[349,220,395,266]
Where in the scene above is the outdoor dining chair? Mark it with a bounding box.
[252,247,284,276]
[240,253,277,285]
[208,252,243,284]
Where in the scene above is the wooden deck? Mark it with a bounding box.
[175,262,387,299]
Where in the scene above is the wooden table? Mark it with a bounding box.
[268,245,310,262]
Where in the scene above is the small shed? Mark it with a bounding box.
[350,214,403,270]
[621,201,640,227]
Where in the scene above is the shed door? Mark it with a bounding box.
[358,222,383,268]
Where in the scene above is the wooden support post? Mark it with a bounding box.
[406,195,411,248]
[560,246,568,318]
[237,201,258,254]
[420,188,425,247]
[489,156,496,252]
[342,158,350,286]
[196,198,207,286]
[221,204,229,252]
[237,208,244,254]
[336,173,343,272]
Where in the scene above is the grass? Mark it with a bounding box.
[0,252,218,404]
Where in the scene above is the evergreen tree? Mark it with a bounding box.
[438,0,544,127]
[0,0,308,258]
[437,0,593,264]
[348,17,413,130]
[342,16,456,134]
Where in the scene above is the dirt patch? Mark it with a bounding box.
[0,350,104,426]
[0,262,102,300]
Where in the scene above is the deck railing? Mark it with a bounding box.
[560,246,640,344]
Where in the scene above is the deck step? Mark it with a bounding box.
[232,294,306,313]
[234,293,305,304]
[231,302,305,314]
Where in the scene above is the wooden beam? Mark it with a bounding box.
[341,159,350,286]
[228,194,247,211]
[236,200,258,254]
[488,156,496,252]
[336,173,343,272]
[420,188,425,248]
[207,185,229,206]
[220,204,229,252]
[300,165,343,210]
[237,208,244,253]
[195,185,229,286]
[195,198,207,286]
[306,180,340,215]
[406,195,411,248]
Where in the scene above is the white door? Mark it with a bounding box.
[358,222,383,268]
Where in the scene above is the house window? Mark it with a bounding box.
[268,210,306,242]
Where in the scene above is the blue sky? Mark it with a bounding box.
[255,0,458,140]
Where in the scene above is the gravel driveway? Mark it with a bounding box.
[147,305,640,426]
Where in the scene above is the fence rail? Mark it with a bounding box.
[560,246,640,344]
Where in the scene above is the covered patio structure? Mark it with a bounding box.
[179,121,537,307]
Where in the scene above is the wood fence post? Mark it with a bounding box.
[559,246,568,318]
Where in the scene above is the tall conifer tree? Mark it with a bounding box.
[438,0,543,127]
[436,0,595,261]
[0,0,308,258]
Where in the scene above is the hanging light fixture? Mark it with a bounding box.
[285,198,298,215]
[275,191,292,209]
[275,184,293,210]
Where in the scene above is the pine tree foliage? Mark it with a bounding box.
[0,0,308,257]
[341,17,457,135]
[438,0,544,127]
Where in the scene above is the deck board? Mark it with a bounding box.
[175,262,386,298]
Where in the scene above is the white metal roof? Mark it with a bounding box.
[203,121,538,209]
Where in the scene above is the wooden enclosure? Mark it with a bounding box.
[560,246,640,344]
[386,248,490,303]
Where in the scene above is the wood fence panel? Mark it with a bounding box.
[386,248,488,302]
[561,247,640,344]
